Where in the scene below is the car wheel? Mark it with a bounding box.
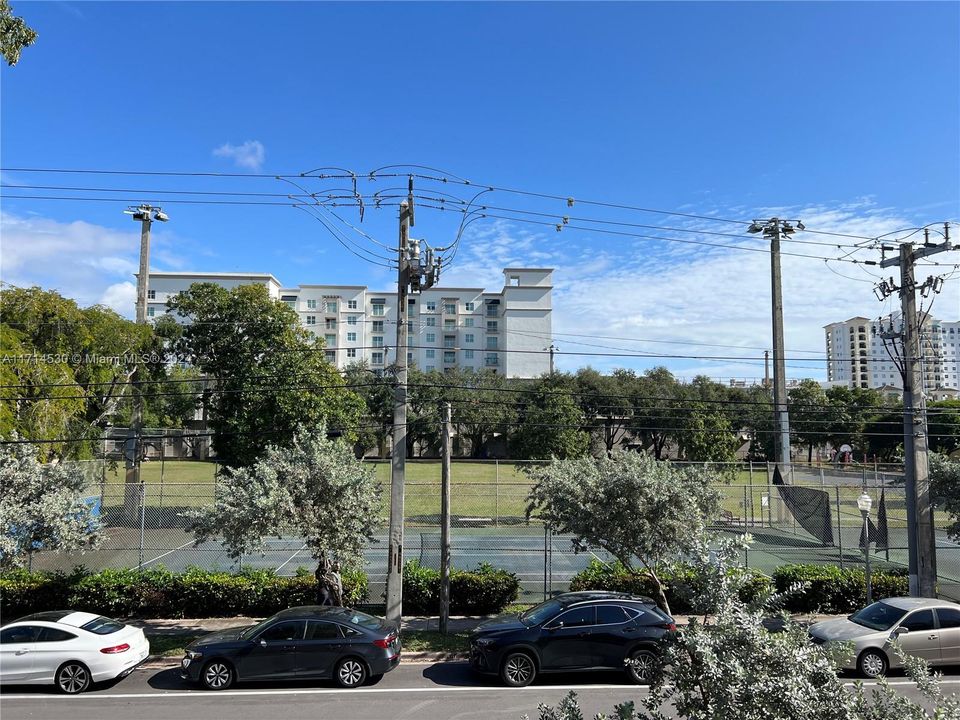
[500,651,537,688]
[335,657,368,688]
[858,649,888,679]
[56,662,91,694]
[627,648,659,685]
[201,660,235,691]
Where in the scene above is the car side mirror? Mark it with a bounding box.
[259,639,268,647]
[894,626,909,636]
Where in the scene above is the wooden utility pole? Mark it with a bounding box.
[439,402,452,635]
[878,235,954,597]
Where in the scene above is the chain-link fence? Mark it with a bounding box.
[23,458,960,604]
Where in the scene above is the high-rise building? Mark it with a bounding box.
[824,313,960,398]
[144,268,553,378]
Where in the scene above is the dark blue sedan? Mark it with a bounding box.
[180,606,400,690]
[469,591,675,687]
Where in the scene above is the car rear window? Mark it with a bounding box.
[80,617,125,635]
[342,610,383,630]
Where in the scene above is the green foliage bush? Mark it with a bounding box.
[569,559,772,614]
[771,563,908,614]
[402,560,520,614]
[0,566,368,619]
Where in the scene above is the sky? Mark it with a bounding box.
[2,1,958,382]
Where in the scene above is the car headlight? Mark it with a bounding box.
[474,637,496,648]
[185,650,204,660]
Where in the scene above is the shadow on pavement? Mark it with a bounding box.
[145,667,383,692]
[0,676,125,696]
[420,661,633,688]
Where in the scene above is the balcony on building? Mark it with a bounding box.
[485,353,500,367]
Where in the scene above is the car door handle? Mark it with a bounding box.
[576,632,590,638]
[929,634,939,640]
[282,645,297,651]
[15,649,29,655]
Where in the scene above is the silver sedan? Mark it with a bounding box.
[808,597,960,678]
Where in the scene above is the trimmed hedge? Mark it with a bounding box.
[402,561,520,615]
[569,559,772,614]
[771,564,909,614]
[0,566,368,620]
[569,560,910,615]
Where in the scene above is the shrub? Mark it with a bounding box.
[772,564,909,614]
[0,566,369,619]
[569,559,772,614]
[402,560,520,615]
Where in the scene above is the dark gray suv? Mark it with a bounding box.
[469,591,675,687]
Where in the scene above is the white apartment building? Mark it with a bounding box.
[824,314,960,397]
[144,268,553,378]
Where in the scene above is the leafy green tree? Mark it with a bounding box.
[931,454,960,540]
[188,427,381,603]
[529,534,960,720]
[678,403,739,464]
[0,0,37,66]
[167,283,364,467]
[928,400,960,455]
[788,380,830,462]
[0,287,161,458]
[628,367,684,460]
[510,375,589,460]
[439,367,517,458]
[342,361,394,457]
[825,385,889,456]
[526,452,721,614]
[573,368,634,455]
[0,440,101,569]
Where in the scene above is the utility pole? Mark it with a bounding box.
[385,179,439,623]
[548,344,556,374]
[764,350,770,388]
[124,204,168,524]
[749,217,802,474]
[439,402,452,635]
[877,228,953,597]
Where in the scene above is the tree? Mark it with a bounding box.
[928,400,960,455]
[188,427,381,604]
[167,283,365,467]
[573,368,633,455]
[526,452,721,615]
[678,403,739,464]
[931,454,960,540]
[510,375,589,460]
[0,440,101,569]
[788,380,830,462]
[342,361,394,457]
[628,367,684,460]
[0,0,37,66]
[529,534,960,720]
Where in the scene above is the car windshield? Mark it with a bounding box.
[519,600,563,626]
[239,619,273,639]
[849,601,908,631]
[80,617,124,635]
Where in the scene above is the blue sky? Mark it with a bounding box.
[2,1,958,380]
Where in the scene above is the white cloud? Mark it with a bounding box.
[212,140,265,171]
[442,202,960,382]
[0,212,186,318]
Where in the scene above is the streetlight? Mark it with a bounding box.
[858,491,874,605]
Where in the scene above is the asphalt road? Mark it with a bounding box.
[2,661,959,720]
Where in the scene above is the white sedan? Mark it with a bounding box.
[0,610,150,693]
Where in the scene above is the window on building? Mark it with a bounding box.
[485,353,499,366]
[465,349,474,359]
[464,318,474,328]
[347,332,357,342]
[407,321,413,332]
[371,303,385,317]
[486,302,499,317]
[306,315,316,326]
[426,365,435,372]
[465,302,475,312]
[444,351,456,363]
[347,348,356,358]
[373,320,384,332]
[487,321,498,331]
[372,352,384,365]
[147,290,156,300]
[372,336,384,347]
[325,334,336,347]
[465,333,474,343]
[325,319,336,329]
[444,303,456,314]
[325,351,336,363]
[307,299,317,309]
[486,336,498,349]
[281,295,297,309]
[147,306,155,317]
[347,315,358,326]
[426,349,435,359]
[444,336,455,348]
[407,352,413,363]
[425,317,436,327]
[444,319,456,330]
[426,333,436,343]
[325,301,337,313]
[510,275,520,286]
[347,300,357,310]
[426,301,436,312]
